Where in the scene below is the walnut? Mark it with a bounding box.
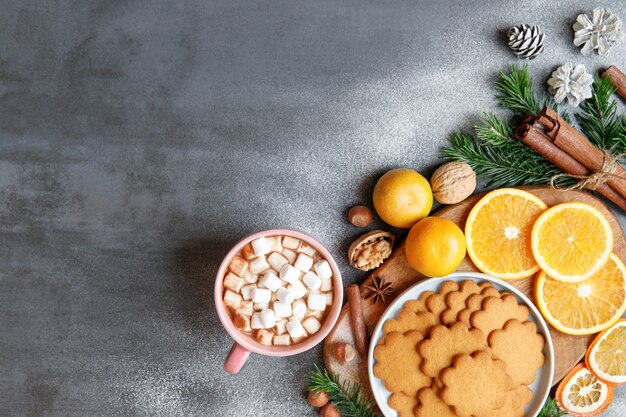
[430,162,476,204]
[348,230,395,271]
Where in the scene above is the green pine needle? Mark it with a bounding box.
[577,74,626,152]
[305,365,381,417]
[495,64,551,116]
[537,397,568,417]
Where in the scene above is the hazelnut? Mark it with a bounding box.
[333,343,356,364]
[307,390,330,408]
[348,206,373,227]
[320,403,341,417]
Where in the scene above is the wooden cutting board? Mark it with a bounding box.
[324,186,626,396]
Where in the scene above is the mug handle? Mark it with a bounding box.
[224,342,251,374]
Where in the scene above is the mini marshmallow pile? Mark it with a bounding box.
[223,235,334,346]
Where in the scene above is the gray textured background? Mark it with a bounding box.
[1,0,625,416]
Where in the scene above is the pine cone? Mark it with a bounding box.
[508,24,545,60]
[573,8,624,56]
[547,63,593,107]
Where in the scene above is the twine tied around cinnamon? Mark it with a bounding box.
[550,149,626,190]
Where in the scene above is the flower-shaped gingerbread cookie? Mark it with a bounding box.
[373,331,431,396]
[415,387,457,417]
[470,294,529,336]
[425,280,459,324]
[382,310,436,336]
[441,351,515,417]
[489,319,545,385]
[388,392,418,417]
[417,322,488,379]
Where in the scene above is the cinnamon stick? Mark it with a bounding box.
[347,284,367,358]
[536,107,626,201]
[515,122,626,211]
[603,65,626,101]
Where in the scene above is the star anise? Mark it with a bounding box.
[363,276,394,305]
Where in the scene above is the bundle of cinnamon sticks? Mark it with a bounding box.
[515,66,626,211]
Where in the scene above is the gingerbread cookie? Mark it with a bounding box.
[470,294,529,336]
[489,319,545,385]
[440,351,514,417]
[415,387,457,417]
[404,290,435,314]
[373,331,431,396]
[382,310,436,336]
[388,392,418,417]
[440,280,482,325]
[425,281,459,324]
[456,286,503,325]
[417,322,488,379]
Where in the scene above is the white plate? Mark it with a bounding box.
[367,272,554,417]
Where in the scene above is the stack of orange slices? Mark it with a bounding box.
[465,188,626,336]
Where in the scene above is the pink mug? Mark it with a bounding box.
[215,229,343,374]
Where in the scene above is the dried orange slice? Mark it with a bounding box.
[535,254,626,335]
[465,188,547,280]
[556,363,613,417]
[586,319,626,386]
[531,202,613,282]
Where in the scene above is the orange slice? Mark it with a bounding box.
[465,188,547,280]
[586,319,626,386]
[531,202,613,282]
[535,254,626,335]
[556,363,613,417]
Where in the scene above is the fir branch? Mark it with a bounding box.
[537,397,567,417]
[305,365,381,417]
[577,74,626,153]
[495,64,551,116]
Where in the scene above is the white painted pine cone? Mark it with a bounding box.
[547,63,593,107]
[573,8,624,56]
[508,24,545,60]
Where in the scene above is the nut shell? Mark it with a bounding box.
[348,205,373,227]
[348,230,395,271]
[430,162,476,204]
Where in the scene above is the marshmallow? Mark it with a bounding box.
[289,281,308,300]
[297,242,317,257]
[294,253,314,272]
[229,256,249,277]
[273,319,287,335]
[282,249,297,263]
[267,236,283,252]
[251,237,272,256]
[267,252,289,272]
[252,288,271,303]
[303,271,322,291]
[241,243,257,260]
[242,269,258,284]
[233,312,251,331]
[256,329,273,345]
[241,284,256,301]
[321,276,333,292]
[260,271,282,291]
[254,302,269,311]
[273,334,291,346]
[238,301,253,316]
[259,308,276,329]
[223,290,242,308]
[251,312,263,329]
[302,317,322,335]
[292,299,307,319]
[324,292,334,306]
[273,301,292,318]
[286,320,306,339]
[314,260,333,280]
[276,287,295,304]
[282,236,300,250]
[280,264,301,284]
[307,293,326,311]
[223,272,245,293]
[249,256,270,274]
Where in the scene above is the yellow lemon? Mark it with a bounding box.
[373,168,433,228]
[405,217,466,277]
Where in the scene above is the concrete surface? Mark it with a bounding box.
[1,0,625,416]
